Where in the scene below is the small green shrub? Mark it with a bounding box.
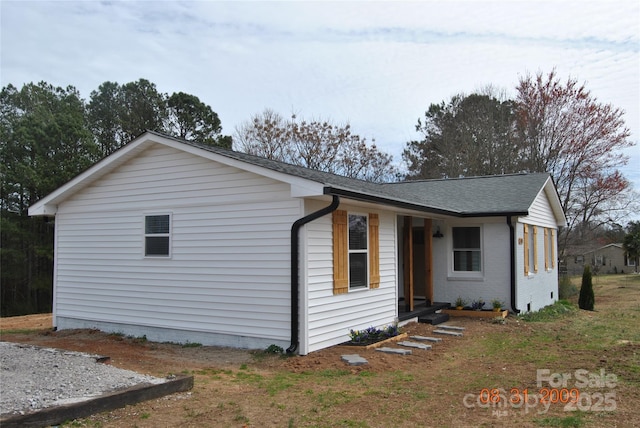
[578,265,595,310]
[558,275,578,299]
[265,344,284,354]
[519,300,576,322]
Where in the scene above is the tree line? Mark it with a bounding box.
[1,79,233,315]
[1,70,638,316]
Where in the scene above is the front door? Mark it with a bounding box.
[401,216,434,312]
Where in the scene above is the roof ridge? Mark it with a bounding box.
[391,172,547,185]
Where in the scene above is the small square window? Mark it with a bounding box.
[145,214,170,257]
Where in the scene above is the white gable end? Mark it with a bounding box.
[53,143,304,348]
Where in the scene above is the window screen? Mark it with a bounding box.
[348,214,368,289]
[452,227,481,272]
[145,214,170,257]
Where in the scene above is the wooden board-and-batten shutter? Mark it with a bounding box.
[332,210,349,295]
[368,213,380,289]
[533,226,538,273]
[544,228,550,270]
[551,229,556,268]
[523,224,529,276]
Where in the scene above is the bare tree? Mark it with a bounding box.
[235,109,398,182]
[515,70,635,254]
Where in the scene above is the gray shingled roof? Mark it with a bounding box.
[154,131,552,217]
[381,174,553,216]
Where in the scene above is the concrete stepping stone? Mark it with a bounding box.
[438,325,465,331]
[375,347,412,355]
[341,354,368,366]
[398,341,432,350]
[410,335,442,343]
[433,329,463,337]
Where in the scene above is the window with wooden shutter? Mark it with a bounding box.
[368,213,380,289]
[332,210,348,294]
[332,210,380,294]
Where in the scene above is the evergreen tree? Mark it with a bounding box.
[578,265,595,311]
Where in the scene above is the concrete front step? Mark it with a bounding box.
[418,312,450,325]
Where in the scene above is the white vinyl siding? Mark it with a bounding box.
[304,201,396,353]
[54,145,302,346]
[523,187,558,227]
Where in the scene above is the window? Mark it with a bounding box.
[332,210,380,294]
[145,214,171,257]
[348,214,368,289]
[452,227,481,272]
[625,252,636,267]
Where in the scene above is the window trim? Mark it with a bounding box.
[449,225,483,278]
[143,213,172,258]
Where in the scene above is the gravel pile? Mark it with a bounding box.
[0,341,165,416]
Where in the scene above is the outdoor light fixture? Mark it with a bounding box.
[433,226,444,238]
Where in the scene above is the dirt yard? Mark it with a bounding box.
[2,274,639,427]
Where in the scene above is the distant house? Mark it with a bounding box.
[29,131,566,354]
[572,243,637,274]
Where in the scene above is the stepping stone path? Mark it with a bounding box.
[438,325,465,331]
[433,329,463,337]
[341,354,368,366]
[375,347,412,355]
[410,335,442,343]
[434,324,465,337]
[341,325,465,364]
[397,341,432,350]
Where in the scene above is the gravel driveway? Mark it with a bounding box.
[0,341,165,416]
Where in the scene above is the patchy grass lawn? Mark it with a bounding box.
[1,274,639,427]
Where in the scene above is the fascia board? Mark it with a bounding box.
[29,132,326,216]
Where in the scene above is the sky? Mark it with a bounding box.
[1,1,639,202]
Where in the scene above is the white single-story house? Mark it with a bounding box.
[29,131,566,355]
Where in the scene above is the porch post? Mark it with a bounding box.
[424,219,434,305]
[403,216,414,311]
